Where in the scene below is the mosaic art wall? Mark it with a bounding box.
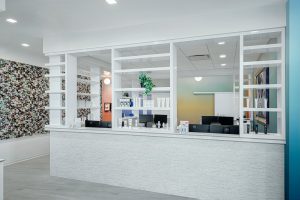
[0,59,49,140]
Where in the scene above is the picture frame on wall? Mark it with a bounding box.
[104,103,111,112]
[254,67,269,124]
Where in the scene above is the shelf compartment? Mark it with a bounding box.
[115,107,171,111]
[45,90,66,94]
[243,84,282,89]
[45,73,65,78]
[77,93,99,96]
[243,44,282,54]
[113,87,171,92]
[45,106,66,110]
[243,60,282,67]
[243,108,282,112]
[45,62,66,67]
[114,53,170,62]
[114,67,170,74]
[77,106,101,109]
[77,78,100,84]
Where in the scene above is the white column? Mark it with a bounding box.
[170,43,177,132]
[65,54,78,126]
[0,159,4,200]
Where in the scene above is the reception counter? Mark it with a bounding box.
[47,127,284,200]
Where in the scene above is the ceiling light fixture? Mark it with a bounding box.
[251,30,259,34]
[21,43,30,47]
[221,63,227,67]
[6,18,17,23]
[194,77,203,82]
[105,0,117,4]
[104,78,111,85]
[219,54,227,58]
[218,41,225,45]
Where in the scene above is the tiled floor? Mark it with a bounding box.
[4,156,196,200]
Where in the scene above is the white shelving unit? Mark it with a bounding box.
[240,29,285,140]
[45,54,66,126]
[112,43,176,132]
[77,66,101,120]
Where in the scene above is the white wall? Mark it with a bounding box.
[0,46,47,67]
[214,92,235,117]
[43,3,286,54]
[0,134,49,166]
[0,159,3,200]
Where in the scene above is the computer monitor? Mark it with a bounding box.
[219,117,234,125]
[139,114,153,127]
[202,116,234,125]
[202,116,219,125]
[154,115,167,128]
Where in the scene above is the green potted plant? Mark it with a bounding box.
[138,72,155,95]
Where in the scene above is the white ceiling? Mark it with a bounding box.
[0,0,285,66]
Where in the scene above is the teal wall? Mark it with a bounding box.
[287,0,300,199]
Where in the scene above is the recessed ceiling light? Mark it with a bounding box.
[218,41,225,45]
[221,63,227,67]
[219,54,227,58]
[21,43,30,47]
[251,30,259,34]
[194,77,203,82]
[106,0,117,4]
[6,18,17,24]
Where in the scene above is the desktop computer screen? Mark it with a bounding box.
[154,115,167,128]
[139,114,153,127]
[202,116,234,125]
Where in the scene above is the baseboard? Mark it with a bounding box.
[4,153,50,166]
[0,134,50,166]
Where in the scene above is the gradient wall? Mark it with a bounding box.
[287,1,300,199]
[177,76,233,124]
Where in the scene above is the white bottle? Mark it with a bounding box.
[264,98,268,108]
[255,98,258,108]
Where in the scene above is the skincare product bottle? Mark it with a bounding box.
[255,124,259,134]
[264,98,268,108]
[255,98,258,108]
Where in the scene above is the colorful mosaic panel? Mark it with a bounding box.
[0,59,49,140]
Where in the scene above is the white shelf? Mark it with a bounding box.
[45,62,65,67]
[45,73,65,78]
[77,78,100,84]
[45,90,65,94]
[115,107,171,111]
[113,87,171,92]
[243,84,282,89]
[77,93,99,96]
[45,106,66,110]
[243,44,282,53]
[77,106,101,109]
[243,108,282,112]
[243,60,282,67]
[113,53,170,61]
[114,67,170,74]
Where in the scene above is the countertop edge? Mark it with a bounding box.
[46,127,286,145]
